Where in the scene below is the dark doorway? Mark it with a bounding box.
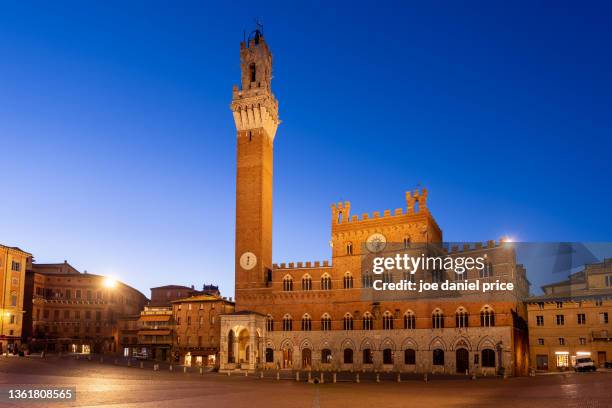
[302,348,312,368]
[456,348,469,373]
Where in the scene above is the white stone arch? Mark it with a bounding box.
[401,337,418,350]
[432,307,444,315]
[265,339,276,350]
[428,336,447,351]
[341,338,356,350]
[480,304,495,312]
[455,305,468,314]
[280,338,294,350]
[299,338,313,350]
[318,338,333,351]
[477,337,497,351]
[359,337,374,351]
[380,337,396,351]
[451,336,472,351]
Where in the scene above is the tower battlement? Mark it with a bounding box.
[331,188,430,225]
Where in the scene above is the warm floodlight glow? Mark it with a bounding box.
[103,277,118,288]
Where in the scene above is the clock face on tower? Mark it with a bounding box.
[366,233,387,253]
[240,252,257,270]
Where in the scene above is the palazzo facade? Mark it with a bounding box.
[220,29,530,376]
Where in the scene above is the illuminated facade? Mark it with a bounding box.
[24,262,148,354]
[527,259,612,370]
[219,29,531,376]
[0,245,31,354]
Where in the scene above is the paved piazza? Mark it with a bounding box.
[0,357,610,408]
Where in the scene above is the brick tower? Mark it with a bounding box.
[231,28,279,308]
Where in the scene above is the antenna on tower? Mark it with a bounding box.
[255,18,264,35]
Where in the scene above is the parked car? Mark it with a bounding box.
[574,357,597,372]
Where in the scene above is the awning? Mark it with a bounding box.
[140,315,171,322]
[138,330,171,336]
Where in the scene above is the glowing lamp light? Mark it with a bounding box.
[103,277,118,289]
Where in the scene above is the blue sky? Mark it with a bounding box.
[1,1,610,297]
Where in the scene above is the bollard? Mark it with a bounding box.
[169,365,173,372]
[296,371,300,382]
[100,357,104,363]
[245,370,248,377]
[424,373,428,383]
[376,373,380,383]
[183,366,187,373]
[276,371,280,381]
[472,372,476,380]
[140,362,144,369]
[356,373,360,383]
[153,364,159,371]
[320,372,324,384]
[200,367,203,375]
[227,371,230,376]
[308,372,312,382]
[128,360,132,367]
[333,372,337,383]
[260,371,264,379]
[397,373,401,383]
[466,369,469,376]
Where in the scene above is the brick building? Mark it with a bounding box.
[24,261,148,354]
[172,294,235,367]
[527,259,612,371]
[219,29,530,376]
[0,245,32,354]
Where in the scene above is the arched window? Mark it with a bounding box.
[343,272,354,289]
[482,349,496,367]
[363,348,373,364]
[10,293,17,307]
[432,269,444,283]
[346,242,353,255]
[383,348,393,364]
[480,262,493,278]
[433,349,444,365]
[282,314,293,331]
[404,311,416,329]
[265,347,274,363]
[404,349,416,365]
[301,314,312,331]
[343,313,354,330]
[403,237,410,249]
[432,309,444,329]
[227,331,235,363]
[321,313,332,331]
[382,311,394,330]
[321,349,332,364]
[321,274,332,290]
[362,272,373,288]
[266,315,274,331]
[480,306,495,327]
[343,348,353,364]
[362,312,373,330]
[301,274,312,291]
[455,307,468,328]
[282,275,293,291]
[249,63,256,82]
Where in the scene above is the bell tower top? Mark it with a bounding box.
[231,25,280,141]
